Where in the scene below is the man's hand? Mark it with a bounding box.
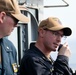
[58,42,71,58]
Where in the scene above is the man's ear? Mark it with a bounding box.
[0,11,6,23]
[38,28,45,38]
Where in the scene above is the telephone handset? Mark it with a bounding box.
[58,44,63,51]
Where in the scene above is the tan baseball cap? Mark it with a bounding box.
[38,17,72,36]
[0,0,29,23]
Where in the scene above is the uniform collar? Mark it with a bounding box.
[1,38,12,52]
[30,43,49,60]
[30,42,54,63]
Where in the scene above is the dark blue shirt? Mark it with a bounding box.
[19,43,72,75]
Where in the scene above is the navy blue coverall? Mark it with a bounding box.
[19,43,74,75]
[0,38,17,75]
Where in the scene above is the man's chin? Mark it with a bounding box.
[5,33,11,37]
[53,50,56,52]
[52,49,57,52]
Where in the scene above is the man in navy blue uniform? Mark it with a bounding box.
[0,0,29,75]
[19,17,75,75]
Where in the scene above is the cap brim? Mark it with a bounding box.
[62,28,72,36]
[48,26,72,36]
[11,13,29,23]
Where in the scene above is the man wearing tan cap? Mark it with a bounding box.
[0,0,29,75]
[19,17,74,75]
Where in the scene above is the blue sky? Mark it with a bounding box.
[44,0,76,69]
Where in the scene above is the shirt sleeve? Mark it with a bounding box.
[53,55,72,75]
